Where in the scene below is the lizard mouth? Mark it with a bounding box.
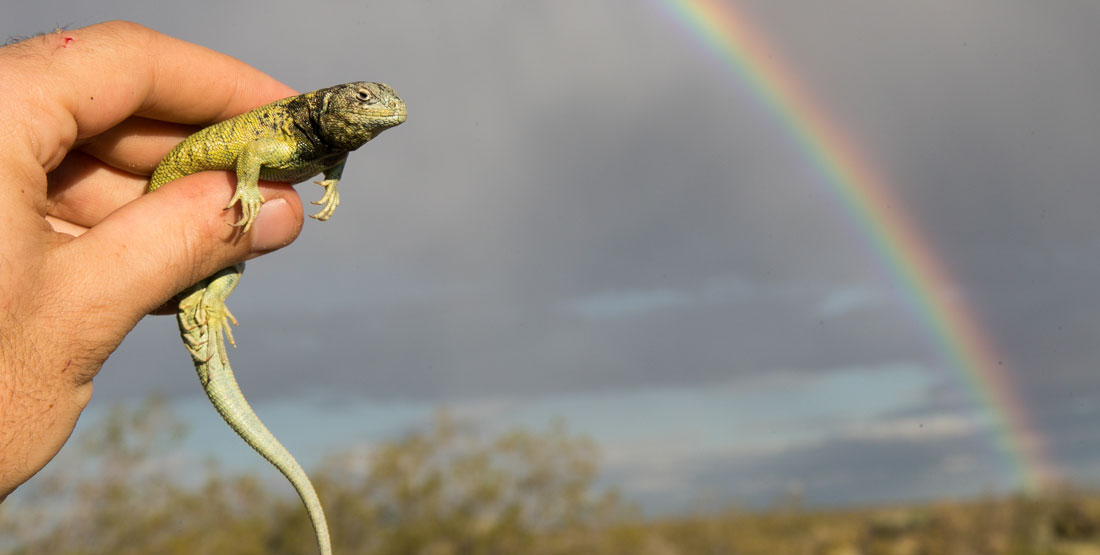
[388,99,408,125]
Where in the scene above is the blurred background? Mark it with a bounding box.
[5,1,1100,552]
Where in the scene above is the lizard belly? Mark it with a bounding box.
[259,153,346,184]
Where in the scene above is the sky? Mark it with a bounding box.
[6,1,1100,512]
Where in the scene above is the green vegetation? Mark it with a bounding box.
[3,397,1100,554]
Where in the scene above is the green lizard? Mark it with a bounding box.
[148,82,406,555]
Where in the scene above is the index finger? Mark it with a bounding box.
[0,21,296,203]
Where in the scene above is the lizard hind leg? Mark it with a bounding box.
[177,264,244,378]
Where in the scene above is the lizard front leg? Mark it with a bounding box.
[229,138,297,233]
[310,158,346,221]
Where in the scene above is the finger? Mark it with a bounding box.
[0,21,295,143]
[0,21,296,210]
[47,150,147,227]
[52,171,304,320]
[77,116,197,176]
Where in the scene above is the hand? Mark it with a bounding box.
[0,21,305,499]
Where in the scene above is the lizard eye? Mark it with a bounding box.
[356,89,374,103]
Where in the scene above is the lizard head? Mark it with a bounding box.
[315,82,407,150]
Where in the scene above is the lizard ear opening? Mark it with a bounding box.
[320,92,332,114]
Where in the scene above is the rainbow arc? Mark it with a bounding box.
[654,0,1053,491]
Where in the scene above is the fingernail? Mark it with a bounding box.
[249,198,298,253]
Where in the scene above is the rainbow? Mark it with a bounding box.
[652,0,1053,492]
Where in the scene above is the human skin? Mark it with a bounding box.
[0,21,306,500]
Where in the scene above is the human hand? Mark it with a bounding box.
[0,21,305,499]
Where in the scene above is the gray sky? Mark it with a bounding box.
[7,1,1100,510]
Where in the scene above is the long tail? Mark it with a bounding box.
[178,266,332,555]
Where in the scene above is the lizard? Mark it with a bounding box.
[147,81,407,555]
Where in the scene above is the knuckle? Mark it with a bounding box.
[93,20,154,39]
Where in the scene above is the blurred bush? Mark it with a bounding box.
[3,397,1100,554]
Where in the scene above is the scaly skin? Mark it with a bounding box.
[148,82,406,555]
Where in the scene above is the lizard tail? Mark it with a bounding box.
[178,267,332,555]
[201,353,332,555]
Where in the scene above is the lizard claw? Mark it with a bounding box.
[226,187,266,234]
[219,305,239,348]
[309,179,340,221]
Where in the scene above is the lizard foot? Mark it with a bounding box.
[309,178,340,221]
[199,298,238,348]
[180,289,239,362]
[177,265,244,367]
[226,186,266,234]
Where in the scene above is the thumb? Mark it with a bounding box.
[53,171,303,321]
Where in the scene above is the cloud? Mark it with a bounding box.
[817,285,889,318]
[597,409,995,511]
[839,414,984,442]
[562,288,698,319]
[560,276,751,319]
